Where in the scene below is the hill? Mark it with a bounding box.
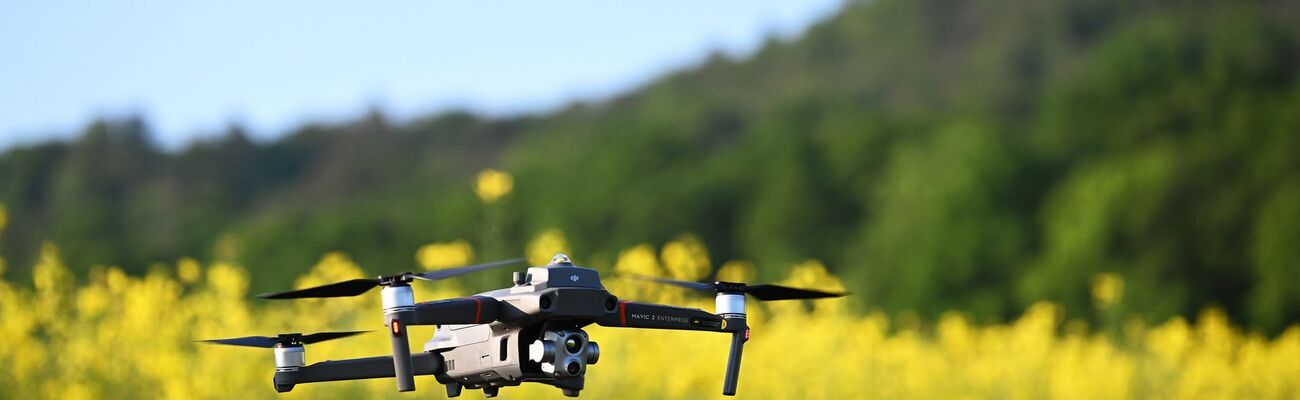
[2,0,1298,331]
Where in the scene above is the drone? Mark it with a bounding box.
[202,253,846,397]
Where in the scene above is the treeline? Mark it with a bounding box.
[1,0,1298,331]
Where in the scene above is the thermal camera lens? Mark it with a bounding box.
[565,336,581,353]
[566,361,581,375]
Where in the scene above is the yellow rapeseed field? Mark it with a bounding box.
[1,234,1298,400]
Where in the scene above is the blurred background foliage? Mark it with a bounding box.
[1,0,1299,335]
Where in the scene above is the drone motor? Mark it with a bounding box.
[274,345,306,372]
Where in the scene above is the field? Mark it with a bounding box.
[3,0,1299,398]
[1,235,1297,399]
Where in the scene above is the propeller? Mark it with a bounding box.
[200,331,369,348]
[258,258,525,299]
[629,275,848,300]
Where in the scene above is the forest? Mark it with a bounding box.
[2,0,1298,334]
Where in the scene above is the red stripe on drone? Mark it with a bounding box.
[471,297,483,324]
[619,301,628,326]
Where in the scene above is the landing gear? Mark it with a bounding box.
[562,388,581,397]
[445,382,462,398]
[484,386,500,398]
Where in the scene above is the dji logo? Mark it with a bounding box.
[570,275,580,282]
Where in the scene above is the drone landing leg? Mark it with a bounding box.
[722,328,746,396]
[389,319,416,392]
[446,382,462,397]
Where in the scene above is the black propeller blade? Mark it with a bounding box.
[257,258,525,299]
[299,330,370,344]
[634,275,715,291]
[628,275,848,301]
[410,258,528,281]
[743,284,845,301]
[200,330,369,348]
[259,278,382,299]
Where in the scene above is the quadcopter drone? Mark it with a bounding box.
[203,254,846,397]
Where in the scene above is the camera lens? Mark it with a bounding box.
[566,361,581,375]
[565,336,581,353]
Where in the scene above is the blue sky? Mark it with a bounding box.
[0,0,844,150]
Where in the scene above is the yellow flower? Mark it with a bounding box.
[205,262,248,299]
[475,168,514,204]
[416,240,475,269]
[297,252,366,289]
[614,244,663,277]
[105,267,129,294]
[75,285,110,318]
[660,234,710,281]
[3,238,1300,399]
[176,258,202,284]
[526,228,570,266]
[715,260,756,283]
[33,242,72,294]
[1091,272,1124,309]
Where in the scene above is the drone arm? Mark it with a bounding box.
[272,352,443,392]
[594,301,737,333]
[595,300,749,396]
[408,296,500,325]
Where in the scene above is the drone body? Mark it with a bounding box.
[207,254,843,398]
[420,261,617,397]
